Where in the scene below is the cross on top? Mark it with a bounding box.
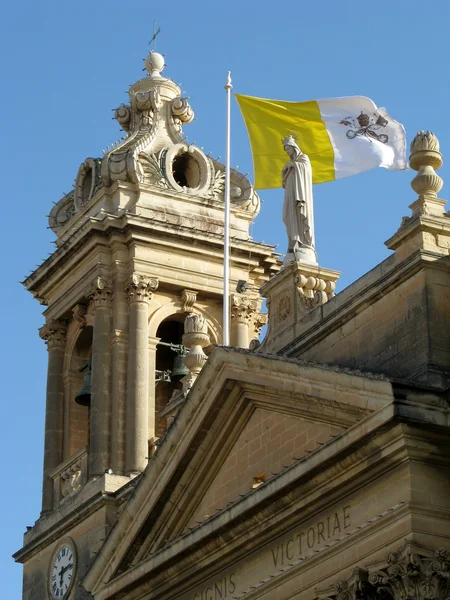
[149,20,161,51]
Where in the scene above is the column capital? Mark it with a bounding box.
[39,319,67,350]
[316,542,450,600]
[252,311,268,337]
[125,274,159,303]
[87,277,113,308]
[230,294,259,324]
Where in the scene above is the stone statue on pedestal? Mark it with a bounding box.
[281,136,317,265]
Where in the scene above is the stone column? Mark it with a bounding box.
[88,277,113,477]
[230,294,258,348]
[110,263,128,475]
[39,319,67,513]
[125,274,158,475]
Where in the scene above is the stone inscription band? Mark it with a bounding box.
[191,506,351,599]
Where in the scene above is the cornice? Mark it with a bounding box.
[23,211,279,303]
[13,476,139,564]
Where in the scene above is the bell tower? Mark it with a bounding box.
[15,49,278,599]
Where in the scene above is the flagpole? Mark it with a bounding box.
[223,71,232,346]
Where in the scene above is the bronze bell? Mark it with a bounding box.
[75,359,91,406]
[170,349,189,380]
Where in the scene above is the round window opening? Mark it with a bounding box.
[172,152,201,189]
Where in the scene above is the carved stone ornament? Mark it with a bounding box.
[181,314,210,394]
[315,543,450,600]
[230,294,259,324]
[72,304,88,329]
[125,274,159,303]
[252,311,268,337]
[86,277,113,308]
[295,273,336,309]
[48,191,75,234]
[74,157,102,211]
[39,319,67,350]
[61,461,82,499]
[181,289,198,313]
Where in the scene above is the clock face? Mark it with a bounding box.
[49,543,75,599]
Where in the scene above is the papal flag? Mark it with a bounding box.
[235,94,407,190]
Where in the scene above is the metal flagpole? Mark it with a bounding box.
[223,71,232,346]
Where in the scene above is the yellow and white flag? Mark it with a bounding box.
[235,94,407,190]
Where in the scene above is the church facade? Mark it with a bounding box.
[14,49,450,600]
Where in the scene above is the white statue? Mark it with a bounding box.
[281,136,317,265]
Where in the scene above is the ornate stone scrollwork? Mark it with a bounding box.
[86,277,113,308]
[125,274,159,303]
[39,319,67,349]
[114,104,132,131]
[138,150,168,188]
[181,289,198,313]
[72,304,88,329]
[171,97,194,124]
[252,312,268,337]
[316,543,450,600]
[74,158,102,211]
[60,461,82,498]
[206,167,226,202]
[295,273,336,309]
[230,294,259,324]
[48,191,75,233]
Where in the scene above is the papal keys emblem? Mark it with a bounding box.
[339,111,389,143]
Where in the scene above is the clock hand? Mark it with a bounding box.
[58,562,73,586]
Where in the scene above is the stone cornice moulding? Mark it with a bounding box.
[24,213,279,303]
[13,474,138,564]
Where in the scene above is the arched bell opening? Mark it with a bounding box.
[68,326,93,457]
[155,315,189,437]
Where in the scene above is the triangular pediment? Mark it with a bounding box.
[83,348,394,598]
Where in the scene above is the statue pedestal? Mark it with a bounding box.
[259,261,340,354]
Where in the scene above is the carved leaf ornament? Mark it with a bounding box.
[316,545,450,600]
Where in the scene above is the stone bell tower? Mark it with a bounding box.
[15,49,278,599]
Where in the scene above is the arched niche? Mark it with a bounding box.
[154,314,188,438]
[66,325,92,458]
[148,302,221,344]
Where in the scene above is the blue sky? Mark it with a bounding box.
[2,0,449,596]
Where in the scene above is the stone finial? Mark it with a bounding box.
[410,130,440,154]
[181,314,210,394]
[144,51,165,78]
[409,131,444,217]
